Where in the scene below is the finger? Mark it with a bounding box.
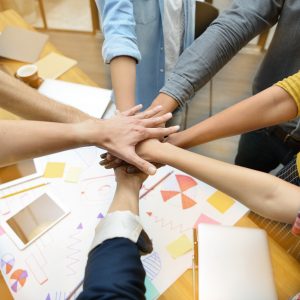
[141,112,172,127]
[100,152,107,159]
[145,126,180,139]
[106,153,116,162]
[99,159,110,166]
[121,104,143,116]
[104,160,124,169]
[126,152,157,175]
[134,105,163,119]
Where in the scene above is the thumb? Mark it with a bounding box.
[127,152,157,175]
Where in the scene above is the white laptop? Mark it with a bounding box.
[197,224,277,300]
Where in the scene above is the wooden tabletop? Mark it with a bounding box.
[0,9,299,300]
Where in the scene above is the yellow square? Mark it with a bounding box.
[166,234,193,259]
[44,162,65,178]
[207,190,234,213]
[64,166,82,183]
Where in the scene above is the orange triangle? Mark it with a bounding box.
[176,175,197,192]
[161,190,180,202]
[181,193,197,209]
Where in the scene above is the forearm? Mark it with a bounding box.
[110,56,136,111]
[170,86,298,148]
[160,0,282,107]
[147,93,178,116]
[0,71,90,123]
[0,120,104,166]
[108,182,140,214]
[156,143,300,223]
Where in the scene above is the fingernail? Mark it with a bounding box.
[100,153,107,159]
[173,125,180,131]
[99,161,105,165]
[147,166,156,175]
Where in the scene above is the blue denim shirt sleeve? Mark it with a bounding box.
[96,0,141,64]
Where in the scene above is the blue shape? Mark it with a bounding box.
[145,276,159,300]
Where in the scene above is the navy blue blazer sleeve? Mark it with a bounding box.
[77,238,146,300]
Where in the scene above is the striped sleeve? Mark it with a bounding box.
[276,70,300,116]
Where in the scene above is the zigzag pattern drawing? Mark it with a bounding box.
[149,213,190,233]
[65,225,82,276]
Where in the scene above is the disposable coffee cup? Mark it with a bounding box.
[15,64,43,89]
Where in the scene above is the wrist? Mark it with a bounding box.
[150,93,178,116]
[72,119,106,147]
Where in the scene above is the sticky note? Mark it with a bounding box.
[36,52,77,79]
[193,213,220,229]
[207,190,234,213]
[145,276,159,300]
[64,166,82,183]
[166,234,193,259]
[44,162,65,178]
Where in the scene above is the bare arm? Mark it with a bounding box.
[0,106,179,174]
[137,140,300,223]
[168,85,298,148]
[0,71,91,123]
[110,56,137,111]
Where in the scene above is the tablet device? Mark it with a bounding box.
[197,224,277,300]
[0,159,42,189]
[1,192,69,249]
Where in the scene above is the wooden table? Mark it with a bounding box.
[0,9,299,300]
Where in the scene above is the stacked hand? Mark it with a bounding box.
[93,104,178,175]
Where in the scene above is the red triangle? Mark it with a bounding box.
[161,190,180,202]
[176,175,197,192]
[146,212,152,217]
[181,193,197,209]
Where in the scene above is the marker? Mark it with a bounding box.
[0,183,49,199]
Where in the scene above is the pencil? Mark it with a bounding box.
[139,170,174,199]
[0,182,49,199]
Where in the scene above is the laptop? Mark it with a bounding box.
[197,224,277,300]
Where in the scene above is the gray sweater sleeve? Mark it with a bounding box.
[160,0,283,107]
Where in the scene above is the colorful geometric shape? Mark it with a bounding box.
[176,174,197,192]
[145,276,160,300]
[97,212,104,219]
[207,190,235,213]
[161,190,180,202]
[146,212,152,217]
[193,213,220,229]
[64,166,82,183]
[44,162,65,178]
[142,252,161,281]
[1,254,15,274]
[181,194,197,209]
[166,234,193,259]
[9,269,28,292]
[77,223,83,230]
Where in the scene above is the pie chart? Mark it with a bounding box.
[10,269,28,293]
[0,254,15,274]
[160,174,198,209]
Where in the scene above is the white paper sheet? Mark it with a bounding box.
[38,79,111,119]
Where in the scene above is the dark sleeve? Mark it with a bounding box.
[77,238,146,300]
[160,0,284,107]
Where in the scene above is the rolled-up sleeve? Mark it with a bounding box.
[161,0,283,108]
[96,0,141,63]
[276,71,300,116]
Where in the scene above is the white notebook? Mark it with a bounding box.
[197,224,277,300]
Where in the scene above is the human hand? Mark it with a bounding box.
[114,165,148,191]
[95,105,179,175]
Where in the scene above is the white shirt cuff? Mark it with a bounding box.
[90,211,143,251]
